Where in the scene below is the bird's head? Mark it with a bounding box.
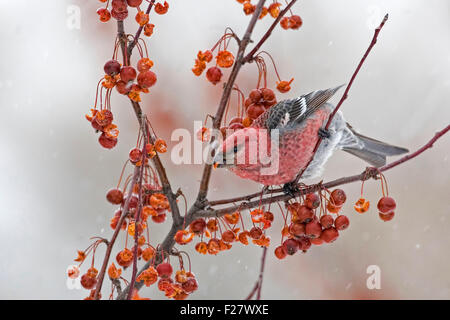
[213,127,269,169]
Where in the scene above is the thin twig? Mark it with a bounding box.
[246,246,268,300]
[127,0,156,57]
[294,14,389,184]
[93,165,140,299]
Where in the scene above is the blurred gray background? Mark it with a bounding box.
[0,0,449,299]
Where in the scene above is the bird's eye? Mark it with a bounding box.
[233,146,238,153]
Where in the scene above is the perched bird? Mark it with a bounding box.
[213,86,408,190]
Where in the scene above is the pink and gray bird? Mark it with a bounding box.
[213,86,408,186]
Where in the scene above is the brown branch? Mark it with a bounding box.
[93,165,140,299]
[119,20,182,225]
[294,14,389,184]
[127,0,156,57]
[243,0,297,63]
[127,140,147,300]
[196,0,267,201]
[246,246,268,300]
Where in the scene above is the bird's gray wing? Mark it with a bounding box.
[264,85,344,130]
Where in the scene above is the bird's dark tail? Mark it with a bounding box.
[342,125,409,167]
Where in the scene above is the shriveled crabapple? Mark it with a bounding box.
[127,0,142,7]
[305,220,322,239]
[297,237,311,252]
[238,231,249,245]
[111,8,128,21]
[247,104,265,120]
[354,198,370,214]
[296,205,315,223]
[115,80,130,94]
[106,188,124,205]
[330,189,347,206]
[144,23,155,37]
[129,148,143,164]
[207,238,222,255]
[154,139,167,153]
[243,1,256,15]
[137,266,158,286]
[142,247,155,261]
[224,211,240,225]
[289,15,303,29]
[249,227,263,240]
[334,215,350,231]
[120,66,137,83]
[274,245,287,259]
[206,67,222,85]
[260,87,275,101]
[154,1,169,14]
[197,50,213,63]
[377,196,396,214]
[112,0,128,12]
[216,50,234,68]
[94,109,114,126]
[137,58,154,72]
[288,222,305,237]
[135,11,149,26]
[249,89,262,103]
[276,78,294,93]
[280,16,290,30]
[116,248,133,267]
[80,273,98,290]
[96,8,111,22]
[152,213,166,223]
[320,227,339,243]
[108,263,122,280]
[206,219,218,232]
[282,238,299,255]
[221,230,236,243]
[189,218,206,235]
[67,265,80,279]
[104,59,121,76]
[305,193,320,209]
[156,262,173,278]
[268,2,281,18]
[319,214,334,229]
[182,277,198,293]
[137,70,157,88]
[98,132,118,149]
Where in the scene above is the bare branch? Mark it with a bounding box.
[196,0,267,201]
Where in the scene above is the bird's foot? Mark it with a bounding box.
[282,182,299,197]
[318,128,331,139]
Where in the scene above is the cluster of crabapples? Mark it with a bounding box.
[85,44,156,149]
[87,0,167,149]
[193,35,296,139]
[174,208,273,256]
[135,254,199,300]
[236,0,303,30]
[97,0,168,27]
[274,189,350,259]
